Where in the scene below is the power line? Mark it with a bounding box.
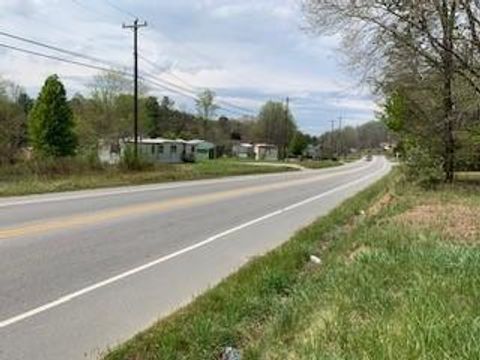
[140,76,248,117]
[0,42,131,77]
[137,58,256,114]
[140,55,198,93]
[70,0,114,20]
[61,4,257,115]
[0,29,256,116]
[105,0,138,19]
[0,30,124,70]
[66,1,260,115]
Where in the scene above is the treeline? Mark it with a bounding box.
[304,1,480,184]
[0,71,307,165]
[316,121,391,157]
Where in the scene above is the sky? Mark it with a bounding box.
[0,0,377,135]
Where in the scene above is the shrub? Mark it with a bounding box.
[119,145,153,171]
[404,146,444,188]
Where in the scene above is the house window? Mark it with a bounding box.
[158,144,164,154]
[151,145,155,155]
[171,145,177,154]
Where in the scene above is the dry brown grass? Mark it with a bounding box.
[367,192,395,217]
[395,203,480,243]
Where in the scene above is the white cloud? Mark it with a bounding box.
[0,0,375,134]
[335,98,378,113]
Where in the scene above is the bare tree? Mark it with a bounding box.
[303,0,480,181]
[196,89,219,138]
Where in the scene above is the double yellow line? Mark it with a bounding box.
[0,165,369,240]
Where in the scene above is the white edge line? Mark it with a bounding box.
[0,161,389,329]
[0,160,367,208]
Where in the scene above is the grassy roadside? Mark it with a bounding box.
[104,169,480,360]
[102,170,395,360]
[299,159,342,169]
[243,159,344,170]
[0,160,296,197]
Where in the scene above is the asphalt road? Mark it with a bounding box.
[0,156,391,360]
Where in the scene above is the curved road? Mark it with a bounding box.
[0,156,391,360]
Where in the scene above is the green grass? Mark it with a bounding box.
[0,159,296,197]
[103,169,480,360]
[103,170,397,359]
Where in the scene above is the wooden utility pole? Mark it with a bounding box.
[284,96,290,159]
[123,18,147,159]
[338,116,343,158]
[330,119,335,159]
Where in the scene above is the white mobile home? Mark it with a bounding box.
[123,138,195,164]
[254,144,278,161]
[232,143,254,159]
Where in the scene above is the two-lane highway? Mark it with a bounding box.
[0,157,391,360]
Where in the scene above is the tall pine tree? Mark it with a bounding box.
[29,75,77,157]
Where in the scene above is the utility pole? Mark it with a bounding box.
[123,18,147,159]
[330,119,336,159]
[284,96,290,159]
[338,116,343,158]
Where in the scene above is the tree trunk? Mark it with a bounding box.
[441,1,456,183]
[443,73,455,183]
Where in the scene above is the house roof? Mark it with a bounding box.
[124,138,187,144]
[237,143,253,148]
[255,143,277,148]
[186,139,214,146]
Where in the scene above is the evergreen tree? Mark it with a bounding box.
[28,75,77,157]
[144,96,161,138]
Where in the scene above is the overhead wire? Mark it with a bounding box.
[68,1,258,116]
[0,30,125,70]
[140,76,249,117]
[104,0,138,19]
[0,42,131,76]
[139,54,198,92]
[0,37,254,116]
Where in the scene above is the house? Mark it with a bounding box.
[232,143,254,159]
[187,140,216,161]
[98,138,199,164]
[254,144,278,161]
[128,138,197,163]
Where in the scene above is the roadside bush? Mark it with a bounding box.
[77,146,104,171]
[119,145,153,171]
[0,156,106,180]
[404,146,444,188]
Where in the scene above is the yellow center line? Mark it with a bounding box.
[0,165,370,240]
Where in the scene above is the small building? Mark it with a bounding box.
[232,143,254,159]
[187,140,216,161]
[118,138,195,164]
[254,144,278,161]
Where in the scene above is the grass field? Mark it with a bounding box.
[0,160,296,197]
[103,169,480,360]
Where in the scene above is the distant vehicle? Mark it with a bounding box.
[366,154,373,161]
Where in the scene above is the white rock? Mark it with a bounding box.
[221,347,241,360]
[310,255,322,264]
